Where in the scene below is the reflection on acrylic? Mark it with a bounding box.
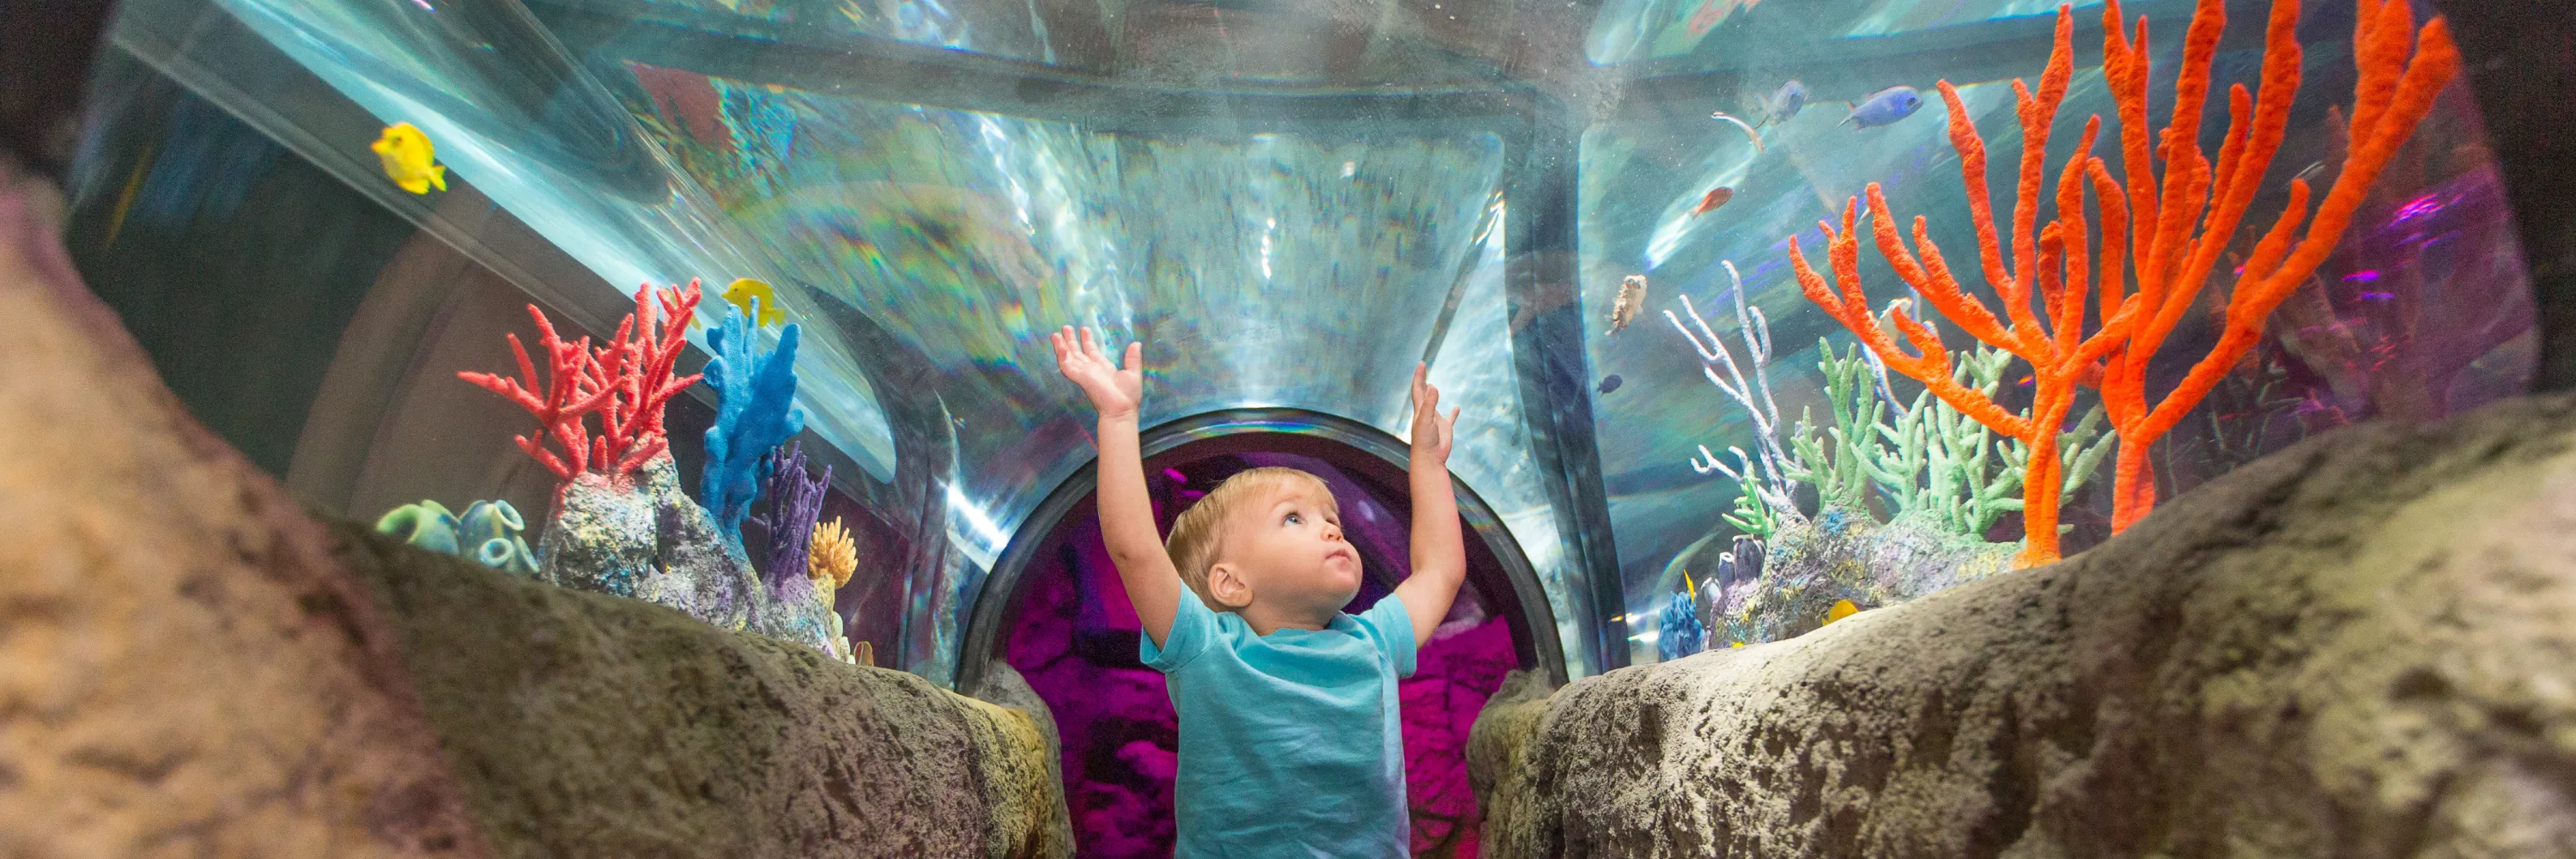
[618,64,1547,677]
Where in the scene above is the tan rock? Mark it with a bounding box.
[339,523,1071,859]
[1472,394,2576,858]
[0,185,1071,858]
[0,181,489,856]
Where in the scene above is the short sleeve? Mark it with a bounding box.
[1140,591,1217,672]
[1357,594,1419,679]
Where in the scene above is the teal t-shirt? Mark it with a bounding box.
[1141,591,1419,858]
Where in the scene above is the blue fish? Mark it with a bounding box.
[1843,86,1925,129]
[1598,374,1625,395]
[1759,80,1807,126]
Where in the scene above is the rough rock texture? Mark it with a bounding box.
[0,189,492,856]
[0,186,1069,857]
[343,527,1072,859]
[544,452,850,660]
[1473,394,2576,858]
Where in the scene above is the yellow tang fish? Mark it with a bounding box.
[1823,599,1860,625]
[371,123,447,195]
[720,277,788,328]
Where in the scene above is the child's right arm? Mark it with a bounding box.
[1051,326,1185,649]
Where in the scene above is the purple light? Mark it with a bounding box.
[1162,467,1188,483]
[2393,194,2442,223]
[2343,270,2382,283]
[2359,291,2395,301]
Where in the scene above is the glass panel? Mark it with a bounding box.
[64,0,2528,702]
[1583,9,2530,663]
[607,66,1530,677]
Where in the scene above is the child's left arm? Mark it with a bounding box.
[1390,362,1466,648]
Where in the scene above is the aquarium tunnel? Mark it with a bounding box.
[32,0,2552,852]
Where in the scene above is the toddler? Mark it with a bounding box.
[1051,326,1465,858]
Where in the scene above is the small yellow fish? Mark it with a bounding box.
[371,123,446,195]
[1730,641,1746,649]
[1606,274,1648,335]
[720,277,788,328]
[1823,599,1860,625]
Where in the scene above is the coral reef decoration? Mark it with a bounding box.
[586,280,706,477]
[1657,590,1707,661]
[375,499,539,576]
[458,281,705,482]
[699,302,805,537]
[2090,0,2458,530]
[749,440,829,589]
[1783,0,2458,564]
[811,517,857,591]
[457,306,616,481]
[376,500,464,555]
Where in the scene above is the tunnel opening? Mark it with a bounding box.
[957,409,1561,858]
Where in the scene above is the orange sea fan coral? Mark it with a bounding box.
[1785,0,2458,565]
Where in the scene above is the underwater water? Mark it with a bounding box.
[60,0,2532,850]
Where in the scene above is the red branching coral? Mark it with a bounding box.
[459,304,613,481]
[459,281,705,483]
[1786,0,2458,564]
[585,280,703,476]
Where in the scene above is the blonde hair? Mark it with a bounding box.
[1163,466,1338,608]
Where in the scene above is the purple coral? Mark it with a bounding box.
[748,441,829,590]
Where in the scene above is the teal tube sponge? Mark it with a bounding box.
[375,501,460,555]
[378,498,538,576]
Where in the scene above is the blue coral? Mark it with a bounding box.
[700,306,805,539]
[1657,591,1706,661]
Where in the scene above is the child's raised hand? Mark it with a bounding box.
[1052,326,1143,419]
[1408,362,1460,464]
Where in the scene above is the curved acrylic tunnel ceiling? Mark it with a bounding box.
[103,0,1625,683]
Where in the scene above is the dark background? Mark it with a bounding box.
[3,0,118,180]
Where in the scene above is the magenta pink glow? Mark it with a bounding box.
[1003,460,1518,858]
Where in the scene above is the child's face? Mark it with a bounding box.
[1216,479,1360,617]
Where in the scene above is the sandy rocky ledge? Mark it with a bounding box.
[1471,389,2576,858]
[0,188,1069,859]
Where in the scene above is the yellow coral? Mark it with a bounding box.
[810,518,857,590]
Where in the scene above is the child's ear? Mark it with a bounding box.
[1206,563,1253,611]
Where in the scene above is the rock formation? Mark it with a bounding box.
[0,186,1068,858]
[343,524,1070,859]
[0,184,489,857]
[1471,393,2576,857]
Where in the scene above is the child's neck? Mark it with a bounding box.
[1238,601,1337,637]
